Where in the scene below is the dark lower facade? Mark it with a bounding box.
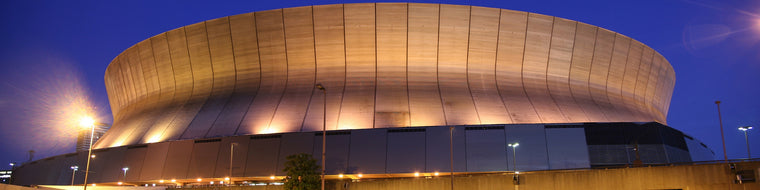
[12,122,712,186]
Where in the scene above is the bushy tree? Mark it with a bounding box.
[282,153,321,190]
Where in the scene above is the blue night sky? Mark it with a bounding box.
[1,0,758,168]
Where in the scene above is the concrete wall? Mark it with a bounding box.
[14,123,709,186]
[337,162,760,190]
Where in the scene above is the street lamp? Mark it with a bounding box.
[315,83,326,190]
[739,126,753,159]
[79,117,96,190]
[70,166,79,185]
[9,162,15,170]
[229,142,238,186]
[508,143,519,185]
[122,167,129,183]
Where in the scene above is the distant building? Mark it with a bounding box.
[0,170,10,184]
[75,123,110,152]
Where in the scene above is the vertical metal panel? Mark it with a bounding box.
[312,132,351,174]
[504,125,549,171]
[134,40,166,144]
[207,17,237,96]
[465,126,507,172]
[195,17,238,139]
[98,147,127,183]
[633,48,654,121]
[304,4,346,131]
[213,136,250,177]
[621,41,644,121]
[545,128,590,169]
[118,51,136,109]
[339,3,376,130]
[407,4,445,127]
[386,130,425,173]
[523,14,567,123]
[186,140,221,178]
[275,133,315,175]
[55,154,80,185]
[122,146,147,182]
[244,136,281,176]
[138,40,161,105]
[438,4,479,125]
[230,12,261,94]
[270,6,317,132]
[467,6,509,125]
[648,54,666,123]
[161,140,193,180]
[348,129,387,174]
[239,9,289,135]
[139,142,170,180]
[496,10,540,123]
[588,29,618,121]
[89,147,126,183]
[181,21,218,140]
[425,126,466,172]
[140,33,180,145]
[127,45,148,107]
[210,13,260,137]
[160,27,196,142]
[605,35,633,120]
[569,23,607,122]
[374,3,410,128]
[547,19,587,122]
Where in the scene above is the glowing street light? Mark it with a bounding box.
[70,166,79,185]
[508,142,520,185]
[122,167,129,183]
[315,83,326,190]
[739,126,753,159]
[80,116,95,190]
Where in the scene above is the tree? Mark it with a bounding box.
[282,153,321,190]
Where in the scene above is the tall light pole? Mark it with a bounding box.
[80,117,96,190]
[739,126,753,159]
[122,167,129,183]
[315,83,326,190]
[449,126,454,190]
[508,143,519,172]
[70,166,79,185]
[508,143,519,185]
[229,142,238,185]
[715,101,728,162]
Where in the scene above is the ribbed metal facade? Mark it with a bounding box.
[96,3,675,149]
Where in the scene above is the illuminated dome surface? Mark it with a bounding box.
[96,3,674,149]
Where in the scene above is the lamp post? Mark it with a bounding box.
[122,167,129,183]
[449,126,454,190]
[229,142,238,185]
[70,166,79,185]
[739,126,753,159]
[508,143,519,185]
[508,143,519,172]
[715,101,728,162]
[315,84,326,190]
[80,117,96,190]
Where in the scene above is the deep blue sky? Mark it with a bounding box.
[1,0,758,168]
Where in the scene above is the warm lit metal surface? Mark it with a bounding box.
[97,3,675,148]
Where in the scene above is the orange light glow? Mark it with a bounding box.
[196,178,202,182]
[434,172,439,176]
[117,182,123,185]
[270,176,275,180]
[414,172,420,177]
